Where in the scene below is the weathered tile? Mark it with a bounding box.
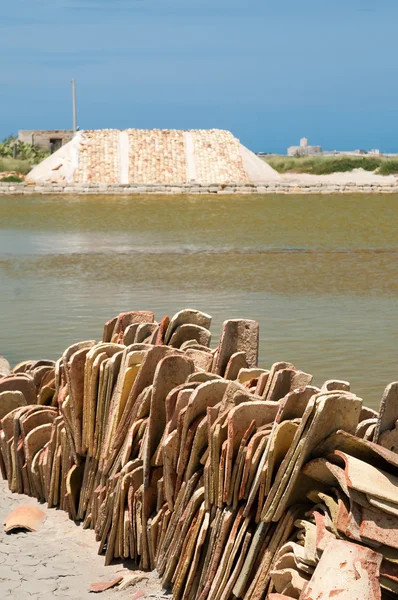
[214,319,259,376]
[177,380,228,476]
[170,324,212,349]
[184,348,214,372]
[164,309,212,345]
[224,352,249,381]
[0,375,37,405]
[264,392,362,523]
[0,391,27,420]
[301,539,382,600]
[224,401,279,506]
[4,505,46,532]
[265,420,299,495]
[374,382,398,443]
[135,322,159,344]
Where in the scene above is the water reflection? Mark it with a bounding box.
[1,193,398,407]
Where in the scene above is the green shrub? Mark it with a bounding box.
[0,134,49,163]
[0,175,25,183]
[263,155,385,175]
[310,157,382,174]
[378,160,398,175]
[0,158,33,175]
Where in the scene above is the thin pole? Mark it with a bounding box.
[72,78,77,135]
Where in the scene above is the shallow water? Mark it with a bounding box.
[1,193,398,408]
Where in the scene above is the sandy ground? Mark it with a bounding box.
[0,479,167,600]
[281,168,398,185]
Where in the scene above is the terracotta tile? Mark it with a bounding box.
[321,379,350,392]
[225,420,255,506]
[374,381,398,443]
[239,429,268,501]
[232,521,271,598]
[196,507,235,600]
[247,508,300,600]
[265,368,297,402]
[177,380,228,478]
[164,309,212,345]
[172,502,206,599]
[356,417,378,438]
[195,508,222,596]
[263,392,361,523]
[218,530,252,600]
[331,450,398,505]
[379,424,398,453]
[111,346,176,465]
[0,390,27,421]
[184,348,213,372]
[88,576,123,593]
[157,472,201,575]
[187,372,223,384]
[176,415,203,490]
[135,322,159,344]
[0,375,37,405]
[184,415,208,483]
[313,429,398,473]
[162,486,205,584]
[270,566,310,598]
[182,509,210,600]
[223,352,249,381]
[206,507,245,600]
[130,589,146,600]
[301,539,382,600]
[261,362,295,399]
[265,420,299,495]
[238,368,268,386]
[169,324,211,349]
[4,504,46,532]
[224,401,278,506]
[214,319,259,376]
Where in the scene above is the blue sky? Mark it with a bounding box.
[1,0,397,153]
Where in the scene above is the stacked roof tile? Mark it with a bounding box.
[74,129,120,185]
[1,309,398,598]
[72,129,249,185]
[191,129,249,184]
[27,128,280,186]
[127,129,187,184]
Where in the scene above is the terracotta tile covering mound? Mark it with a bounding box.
[191,129,249,184]
[127,129,187,184]
[74,129,120,184]
[71,129,248,185]
[2,310,398,600]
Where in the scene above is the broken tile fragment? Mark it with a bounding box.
[4,505,46,532]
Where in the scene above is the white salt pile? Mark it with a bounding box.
[27,129,280,186]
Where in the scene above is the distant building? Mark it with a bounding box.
[324,148,381,157]
[18,130,74,154]
[288,137,322,157]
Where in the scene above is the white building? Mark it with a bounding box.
[287,137,322,157]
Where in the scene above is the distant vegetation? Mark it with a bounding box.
[0,174,25,183]
[0,135,49,174]
[0,158,32,175]
[263,155,398,176]
[378,160,398,175]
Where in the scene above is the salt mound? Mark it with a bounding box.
[27,129,280,185]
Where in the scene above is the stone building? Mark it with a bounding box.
[18,130,74,153]
[287,137,322,157]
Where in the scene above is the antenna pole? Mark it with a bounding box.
[72,78,77,135]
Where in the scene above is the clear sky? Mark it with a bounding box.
[1,0,397,153]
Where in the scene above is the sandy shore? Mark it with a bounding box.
[281,168,398,186]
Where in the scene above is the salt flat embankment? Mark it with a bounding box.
[1,179,398,194]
